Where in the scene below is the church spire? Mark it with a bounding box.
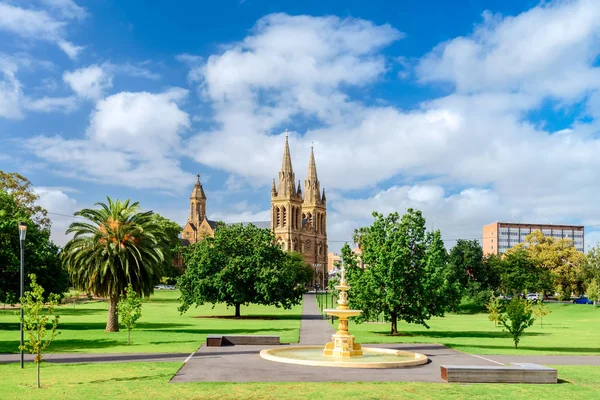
[307,142,318,182]
[277,129,296,197]
[191,173,206,199]
[281,129,293,174]
[304,142,321,204]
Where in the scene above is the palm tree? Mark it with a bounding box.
[62,197,169,332]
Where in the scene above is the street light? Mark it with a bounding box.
[18,222,27,369]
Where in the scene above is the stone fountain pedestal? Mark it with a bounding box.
[322,280,363,358]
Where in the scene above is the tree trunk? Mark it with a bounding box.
[106,295,119,332]
[390,311,398,335]
[128,329,131,345]
[235,303,241,318]
[37,358,40,388]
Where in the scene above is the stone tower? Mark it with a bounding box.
[182,174,216,243]
[272,131,328,286]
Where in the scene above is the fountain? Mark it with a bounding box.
[259,266,428,368]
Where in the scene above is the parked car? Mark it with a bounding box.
[526,293,540,301]
[573,296,593,305]
[498,294,513,301]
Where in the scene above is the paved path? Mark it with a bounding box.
[299,293,335,345]
[477,354,600,366]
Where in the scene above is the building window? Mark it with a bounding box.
[491,239,494,243]
[491,245,494,250]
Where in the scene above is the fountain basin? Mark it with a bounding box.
[323,309,362,318]
[259,346,428,368]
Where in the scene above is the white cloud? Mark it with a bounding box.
[24,95,78,113]
[0,57,23,119]
[26,88,194,190]
[35,187,79,246]
[416,0,600,100]
[63,65,113,100]
[0,2,83,59]
[40,0,87,21]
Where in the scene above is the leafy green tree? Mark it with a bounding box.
[446,239,501,308]
[497,298,535,349]
[584,246,600,286]
[347,209,449,335]
[486,294,502,327]
[62,197,170,332]
[0,191,69,302]
[151,213,183,278]
[19,274,60,389]
[178,223,313,317]
[118,284,143,345]
[532,301,551,327]
[500,249,551,295]
[0,171,50,228]
[510,231,585,297]
[586,279,600,307]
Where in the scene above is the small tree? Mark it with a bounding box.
[118,284,143,345]
[532,301,551,327]
[586,279,600,307]
[498,298,535,349]
[19,274,60,388]
[486,294,502,327]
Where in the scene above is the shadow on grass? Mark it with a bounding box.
[368,330,548,339]
[194,314,303,320]
[53,322,192,331]
[54,308,107,316]
[0,338,124,354]
[451,343,600,353]
[85,373,173,384]
[152,327,295,335]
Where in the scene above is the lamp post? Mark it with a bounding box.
[18,222,27,369]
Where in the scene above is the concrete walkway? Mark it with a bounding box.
[299,293,335,345]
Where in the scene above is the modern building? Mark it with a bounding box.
[482,222,584,255]
[271,131,328,286]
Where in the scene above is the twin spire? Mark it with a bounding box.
[274,129,325,204]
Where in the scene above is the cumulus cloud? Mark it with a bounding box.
[26,88,194,190]
[0,57,23,119]
[63,65,113,100]
[0,2,84,59]
[35,186,79,246]
[178,5,600,252]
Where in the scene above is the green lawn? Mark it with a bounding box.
[340,303,600,355]
[1,362,599,399]
[0,290,302,354]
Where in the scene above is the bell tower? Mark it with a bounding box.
[271,130,303,252]
[189,173,207,226]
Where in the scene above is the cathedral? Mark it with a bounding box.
[180,131,328,285]
[271,132,328,286]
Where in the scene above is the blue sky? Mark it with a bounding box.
[2,0,600,252]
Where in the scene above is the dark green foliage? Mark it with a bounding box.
[177,223,313,317]
[0,191,69,303]
[446,240,501,308]
[346,209,449,335]
[151,213,183,278]
[62,197,170,332]
[498,297,535,348]
[500,249,552,295]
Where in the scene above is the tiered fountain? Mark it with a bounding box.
[260,267,428,368]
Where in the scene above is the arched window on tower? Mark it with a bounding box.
[276,206,281,227]
[283,206,287,227]
[308,213,313,226]
[291,206,295,229]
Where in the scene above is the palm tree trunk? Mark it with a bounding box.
[106,294,119,332]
